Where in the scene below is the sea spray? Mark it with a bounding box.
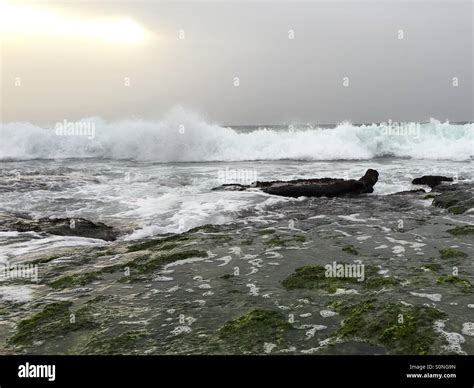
[0,108,472,161]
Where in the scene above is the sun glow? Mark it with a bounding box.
[0,1,147,44]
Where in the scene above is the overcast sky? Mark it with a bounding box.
[1,0,472,125]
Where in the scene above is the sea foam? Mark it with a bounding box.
[1,107,472,162]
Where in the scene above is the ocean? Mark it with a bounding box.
[0,115,473,355]
[0,115,472,246]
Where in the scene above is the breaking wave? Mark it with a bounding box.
[1,107,472,162]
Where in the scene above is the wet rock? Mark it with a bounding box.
[218,309,292,352]
[432,189,474,214]
[0,211,119,241]
[281,264,398,293]
[264,169,379,198]
[446,225,474,236]
[334,299,447,355]
[84,330,148,355]
[390,189,426,196]
[412,176,453,188]
[212,184,249,191]
[9,301,96,346]
[439,248,468,259]
[437,275,472,293]
[214,169,379,198]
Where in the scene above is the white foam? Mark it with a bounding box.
[264,343,277,353]
[320,310,338,318]
[461,323,474,336]
[0,285,33,303]
[339,214,367,223]
[1,110,472,161]
[434,321,466,355]
[298,324,327,339]
[410,292,442,302]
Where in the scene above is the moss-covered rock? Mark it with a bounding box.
[446,225,474,236]
[218,309,292,352]
[127,234,184,252]
[433,191,474,215]
[281,264,398,293]
[9,301,96,345]
[335,299,446,355]
[258,229,276,235]
[364,273,399,290]
[439,248,468,259]
[437,275,472,292]
[264,234,306,247]
[422,263,442,272]
[49,250,208,287]
[342,245,359,255]
[50,272,102,289]
[126,250,207,276]
[241,237,254,245]
[84,330,148,354]
[188,224,224,233]
[31,255,61,265]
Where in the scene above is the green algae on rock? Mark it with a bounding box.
[335,299,447,355]
[433,190,474,215]
[264,234,306,247]
[446,225,474,236]
[342,245,359,255]
[127,234,186,252]
[126,250,208,276]
[50,271,103,289]
[281,264,398,293]
[84,330,148,354]
[48,249,208,288]
[9,301,96,346]
[439,248,468,259]
[258,229,276,235]
[218,309,292,352]
[422,263,442,272]
[437,275,472,292]
[31,255,62,265]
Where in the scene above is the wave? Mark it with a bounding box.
[0,107,472,162]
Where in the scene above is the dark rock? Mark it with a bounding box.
[359,169,379,187]
[213,169,379,198]
[263,169,379,198]
[412,176,453,188]
[211,184,249,191]
[0,212,119,241]
[390,189,426,196]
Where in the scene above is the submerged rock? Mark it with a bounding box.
[0,211,119,241]
[218,309,292,352]
[446,225,474,236]
[432,188,474,214]
[213,169,379,198]
[390,189,426,196]
[412,176,453,188]
[281,264,398,293]
[334,299,447,355]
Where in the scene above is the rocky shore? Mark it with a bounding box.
[0,172,473,355]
